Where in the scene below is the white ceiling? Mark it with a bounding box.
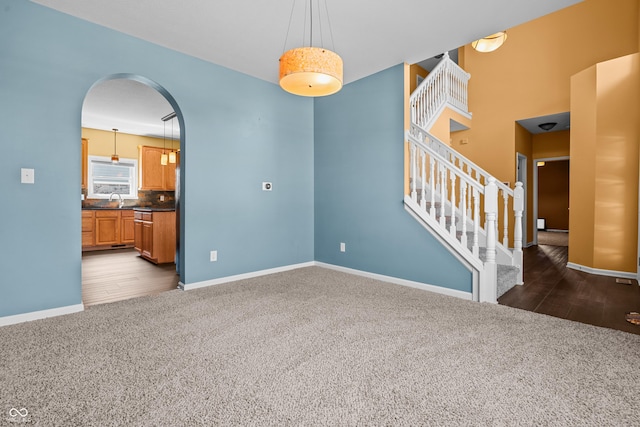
[31,0,582,137]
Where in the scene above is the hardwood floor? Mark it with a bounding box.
[499,244,640,335]
[82,248,179,307]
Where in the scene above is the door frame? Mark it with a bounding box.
[532,156,570,246]
[516,153,528,247]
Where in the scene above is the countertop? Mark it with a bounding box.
[82,207,175,211]
[132,207,176,212]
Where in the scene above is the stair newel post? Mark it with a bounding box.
[429,157,436,218]
[502,190,509,247]
[449,173,457,237]
[482,177,498,303]
[460,182,468,248]
[513,182,524,285]
[420,149,426,210]
[410,141,417,201]
[439,163,446,228]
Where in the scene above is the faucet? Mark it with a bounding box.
[109,193,124,208]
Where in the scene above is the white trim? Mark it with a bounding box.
[516,152,528,246]
[566,262,636,279]
[315,262,473,301]
[179,262,316,290]
[0,303,84,327]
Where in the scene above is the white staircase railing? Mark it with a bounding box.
[406,53,524,303]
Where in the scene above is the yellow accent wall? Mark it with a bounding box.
[409,63,428,94]
[458,0,637,182]
[456,0,638,272]
[570,54,640,273]
[532,130,570,159]
[82,128,177,160]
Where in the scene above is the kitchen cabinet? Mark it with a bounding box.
[82,209,134,250]
[95,210,120,246]
[138,145,177,191]
[134,209,176,264]
[120,210,135,244]
[82,210,94,247]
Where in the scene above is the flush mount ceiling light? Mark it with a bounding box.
[279,0,343,97]
[111,128,119,164]
[538,122,557,131]
[472,31,508,53]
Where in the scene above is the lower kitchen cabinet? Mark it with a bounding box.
[82,209,135,250]
[134,210,176,264]
[82,210,95,247]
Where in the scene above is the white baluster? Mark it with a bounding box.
[449,173,457,237]
[429,157,436,218]
[472,188,480,257]
[410,143,417,201]
[439,163,446,228]
[503,190,509,247]
[420,149,426,210]
[460,182,468,248]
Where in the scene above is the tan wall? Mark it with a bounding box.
[431,107,473,145]
[409,63,428,94]
[458,0,638,186]
[569,66,597,268]
[592,54,639,272]
[455,0,638,271]
[514,123,533,244]
[569,54,640,273]
[538,160,569,230]
[82,128,177,160]
[532,130,570,159]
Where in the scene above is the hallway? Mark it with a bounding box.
[499,244,640,335]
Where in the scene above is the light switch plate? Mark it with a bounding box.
[21,168,35,184]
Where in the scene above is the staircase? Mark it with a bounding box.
[405,52,524,303]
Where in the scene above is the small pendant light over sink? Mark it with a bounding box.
[111,128,119,164]
[279,0,343,97]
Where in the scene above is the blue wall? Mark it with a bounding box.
[0,0,314,317]
[0,1,470,319]
[314,65,472,292]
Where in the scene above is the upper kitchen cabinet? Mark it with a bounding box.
[138,145,177,191]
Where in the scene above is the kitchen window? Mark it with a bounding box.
[87,155,138,199]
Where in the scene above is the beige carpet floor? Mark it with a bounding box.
[1,267,639,425]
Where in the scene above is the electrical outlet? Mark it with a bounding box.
[210,250,218,262]
[160,195,165,201]
[21,168,35,184]
[340,242,346,252]
[262,182,272,191]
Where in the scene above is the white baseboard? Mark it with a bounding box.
[315,262,473,301]
[180,262,316,291]
[566,262,636,280]
[0,303,84,327]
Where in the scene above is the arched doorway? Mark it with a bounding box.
[80,75,184,306]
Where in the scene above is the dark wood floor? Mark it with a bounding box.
[82,248,179,307]
[499,244,640,335]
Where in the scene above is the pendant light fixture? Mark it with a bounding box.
[160,120,168,166]
[160,112,177,164]
[168,115,176,164]
[472,31,508,53]
[279,0,343,97]
[111,128,119,164]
